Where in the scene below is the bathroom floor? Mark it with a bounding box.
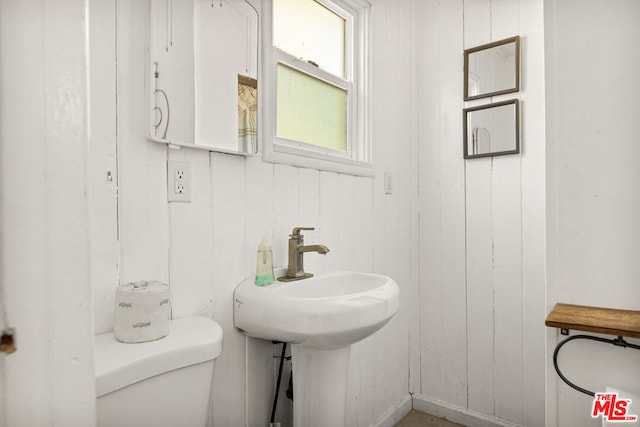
[395,410,465,427]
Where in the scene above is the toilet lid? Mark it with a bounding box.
[94,316,223,397]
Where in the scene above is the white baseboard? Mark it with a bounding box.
[412,394,523,427]
[369,394,413,427]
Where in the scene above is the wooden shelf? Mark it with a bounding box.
[545,303,640,339]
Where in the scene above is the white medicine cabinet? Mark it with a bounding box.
[146,0,259,155]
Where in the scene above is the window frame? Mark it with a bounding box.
[262,0,372,176]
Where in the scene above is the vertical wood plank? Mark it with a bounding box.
[45,1,96,420]
[117,0,170,285]
[418,0,467,408]
[416,0,445,400]
[463,0,491,48]
[436,0,468,408]
[245,156,275,262]
[350,177,375,427]
[1,4,51,420]
[168,149,215,319]
[297,168,322,273]
[344,177,374,273]
[2,2,96,424]
[370,0,400,413]
[273,164,300,268]
[89,0,119,335]
[465,158,496,415]
[244,155,276,427]
[210,153,248,427]
[490,1,524,423]
[491,0,520,41]
[319,172,346,271]
[491,156,523,423]
[520,0,547,423]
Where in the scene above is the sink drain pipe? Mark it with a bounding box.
[270,341,287,427]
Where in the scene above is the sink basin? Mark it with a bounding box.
[233,269,399,350]
[234,269,399,427]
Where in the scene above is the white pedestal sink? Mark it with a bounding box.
[233,269,399,427]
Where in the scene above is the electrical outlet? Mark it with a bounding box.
[167,160,191,202]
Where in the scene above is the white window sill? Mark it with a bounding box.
[263,144,374,177]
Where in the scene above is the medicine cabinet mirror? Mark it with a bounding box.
[464,36,520,101]
[146,0,259,155]
[463,99,519,159]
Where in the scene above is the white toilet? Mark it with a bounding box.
[94,316,223,427]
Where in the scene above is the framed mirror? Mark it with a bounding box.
[464,36,520,101]
[146,0,259,155]
[463,99,519,159]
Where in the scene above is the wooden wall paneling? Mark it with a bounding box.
[1,2,96,423]
[273,164,300,269]
[519,2,549,425]
[416,0,445,400]
[117,0,170,285]
[44,1,96,421]
[407,0,426,397]
[244,157,276,427]
[210,153,248,426]
[167,149,215,319]
[336,3,415,422]
[490,0,520,41]
[463,0,491,48]
[104,1,418,426]
[296,167,322,273]
[488,2,523,423]
[351,178,376,427]
[318,172,347,271]
[436,0,468,408]
[463,1,495,413]
[1,6,51,422]
[345,177,374,273]
[366,4,408,418]
[465,158,495,416]
[89,0,119,335]
[245,157,276,261]
[389,0,418,410]
[417,0,467,405]
[491,156,523,424]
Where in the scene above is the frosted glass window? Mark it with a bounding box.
[273,0,345,78]
[276,64,347,152]
[263,0,370,175]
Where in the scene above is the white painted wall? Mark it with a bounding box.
[90,1,417,426]
[8,1,638,427]
[415,1,547,426]
[0,1,96,426]
[545,1,640,426]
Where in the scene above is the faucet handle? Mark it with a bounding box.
[290,227,314,238]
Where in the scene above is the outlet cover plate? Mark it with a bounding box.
[167,160,191,202]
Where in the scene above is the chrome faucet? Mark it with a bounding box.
[278,227,329,282]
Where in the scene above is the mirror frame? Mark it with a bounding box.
[464,36,520,101]
[463,99,520,159]
[145,0,260,156]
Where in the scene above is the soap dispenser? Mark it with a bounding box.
[255,238,275,286]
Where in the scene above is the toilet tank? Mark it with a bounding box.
[94,316,223,427]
